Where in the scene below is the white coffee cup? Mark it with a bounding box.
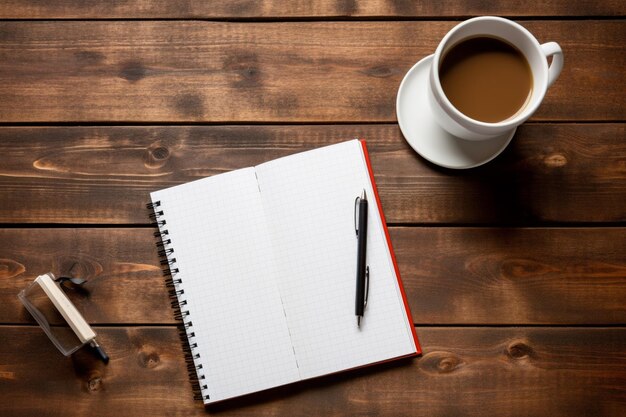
[428,16,563,141]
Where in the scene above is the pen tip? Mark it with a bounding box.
[361,189,366,200]
[357,316,361,328]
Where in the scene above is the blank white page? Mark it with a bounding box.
[255,140,417,379]
[151,168,299,403]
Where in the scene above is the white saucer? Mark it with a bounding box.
[396,55,516,169]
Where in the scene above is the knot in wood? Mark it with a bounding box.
[56,256,101,289]
[119,60,147,83]
[145,143,172,169]
[500,258,555,279]
[87,376,102,392]
[242,67,258,78]
[543,153,567,168]
[420,351,463,374]
[0,258,25,278]
[508,341,533,359]
[437,355,461,373]
[151,146,170,160]
[138,350,160,368]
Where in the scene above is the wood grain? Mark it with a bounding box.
[1,228,169,325]
[0,21,623,122]
[393,227,626,324]
[0,6,623,416]
[2,227,624,325]
[0,124,624,224]
[0,326,624,416]
[0,0,624,18]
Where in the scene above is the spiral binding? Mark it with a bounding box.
[148,201,210,401]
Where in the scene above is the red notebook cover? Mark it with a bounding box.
[360,139,421,354]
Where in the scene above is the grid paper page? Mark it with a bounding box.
[255,140,416,379]
[151,168,299,403]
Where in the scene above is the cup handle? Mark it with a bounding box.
[540,42,563,88]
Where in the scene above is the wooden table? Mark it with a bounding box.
[1,2,625,416]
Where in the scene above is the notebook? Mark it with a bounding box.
[149,139,420,404]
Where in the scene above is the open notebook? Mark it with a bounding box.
[149,140,420,404]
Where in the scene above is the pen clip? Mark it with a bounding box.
[354,196,361,236]
[364,266,369,309]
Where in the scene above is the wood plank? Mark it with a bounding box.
[2,228,170,324]
[393,227,626,324]
[0,0,624,18]
[0,124,624,224]
[0,21,623,122]
[2,227,624,325]
[0,326,623,416]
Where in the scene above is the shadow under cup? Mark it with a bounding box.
[428,17,559,141]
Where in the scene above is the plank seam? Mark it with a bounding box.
[0,16,624,23]
[0,120,623,127]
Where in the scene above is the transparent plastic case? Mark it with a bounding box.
[18,273,90,356]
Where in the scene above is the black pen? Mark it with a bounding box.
[355,189,369,328]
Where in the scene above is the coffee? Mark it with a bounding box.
[439,36,532,123]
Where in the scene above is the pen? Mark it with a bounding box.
[355,189,369,328]
[90,339,110,364]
